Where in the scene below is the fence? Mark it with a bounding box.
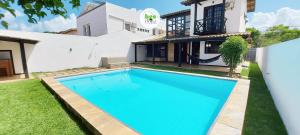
[256,38,300,135]
[245,48,256,61]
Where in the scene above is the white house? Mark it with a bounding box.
[133,0,255,66]
[77,2,165,37]
[0,0,255,78]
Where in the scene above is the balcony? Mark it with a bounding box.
[194,17,227,35]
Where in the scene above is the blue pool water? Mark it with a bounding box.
[57,69,236,135]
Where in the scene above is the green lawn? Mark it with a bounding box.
[242,63,287,135]
[0,80,88,135]
[0,63,287,135]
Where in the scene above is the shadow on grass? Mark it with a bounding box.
[41,81,93,135]
[242,63,287,135]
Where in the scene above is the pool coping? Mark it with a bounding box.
[42,67,250,135]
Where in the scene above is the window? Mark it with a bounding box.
[87,24,91,36]
[166,14,190,37]
[146,45,167,57]
[205,41,222,54]
[125,23,131,31]
[83,25,86,36]
[83,24,91,36]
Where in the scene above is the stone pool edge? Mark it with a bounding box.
[42,67,250,135]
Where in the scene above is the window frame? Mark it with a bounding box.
[204,41,223,54]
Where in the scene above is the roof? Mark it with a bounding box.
[181,0,207,6]
[181,0,256,12]
[58,28,77,34]
[247,0,256,12]
[0,35,39,44]
[77,2,106,18]
[161,9,191,19]
[133,32,250,44]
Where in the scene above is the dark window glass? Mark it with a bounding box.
[146,45,167,57]
[166,14,190,37]
[205,41,223,54]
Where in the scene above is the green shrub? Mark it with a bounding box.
[219,36,248,77]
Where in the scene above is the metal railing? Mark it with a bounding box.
[194,17,227,35]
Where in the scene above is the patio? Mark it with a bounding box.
[136,62,244,74]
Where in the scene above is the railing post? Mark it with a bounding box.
[222,0,226,33]
[193,3,198,35]
[134,44,137,62]
[178,43,182,67]
[152,44,155,64]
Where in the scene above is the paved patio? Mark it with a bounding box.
[0,68,104,83]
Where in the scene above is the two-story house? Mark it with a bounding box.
[77,2,165,37]
[133,0,255,67]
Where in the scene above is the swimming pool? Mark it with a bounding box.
[57,68,237,135]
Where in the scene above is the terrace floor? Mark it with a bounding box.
[137,62,244,73]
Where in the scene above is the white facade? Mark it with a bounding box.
[188,0,248,66]
[0,30,145,73]
[190,0,247,36]
[256,38,300,135]
[77,2,165,37]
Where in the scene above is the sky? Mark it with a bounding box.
[1,0,300,32]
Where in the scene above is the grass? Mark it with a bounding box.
[0,63,287,135]
[240,67,250,78]
[242,63,287,135]
[0,79,88,135]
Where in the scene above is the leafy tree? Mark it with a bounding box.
[219,36,248,77]
[247,27,261,48]
[261,25,300,46]
[0,0,80,28]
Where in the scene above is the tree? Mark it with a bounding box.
[261,25,300,46]
[246,27,261,48]
[0,0,80,28]
[219,36,248,77]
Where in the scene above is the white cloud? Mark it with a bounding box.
[3,10,24,22]
[7,12,77,32]
[247,7,300,31]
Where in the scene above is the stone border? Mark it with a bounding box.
[42,67,250,135]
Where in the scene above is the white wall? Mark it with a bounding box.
[256,38,300,135]
[0,30,145,73]
[77,2,165,37]
[198,41,226,66]
[190,0,247,36]
[77,4,108,36]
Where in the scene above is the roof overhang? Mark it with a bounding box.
[247,0,256,12]
[181,0,209,6]
[0,35,39,44]
[133,32,250,45]
[181,0,256,12]
[161,9,191,19]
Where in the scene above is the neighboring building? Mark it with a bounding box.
[133,0,255,66]
[58,28,78,35]
[77,2,165,37]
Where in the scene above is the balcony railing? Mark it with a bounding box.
[194,17,227,35]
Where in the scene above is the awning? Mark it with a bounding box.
[181,0,256,12]
[0,35,39,44]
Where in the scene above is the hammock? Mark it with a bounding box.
[188,54,222,64]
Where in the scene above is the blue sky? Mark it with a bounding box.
[2,0,300,32]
